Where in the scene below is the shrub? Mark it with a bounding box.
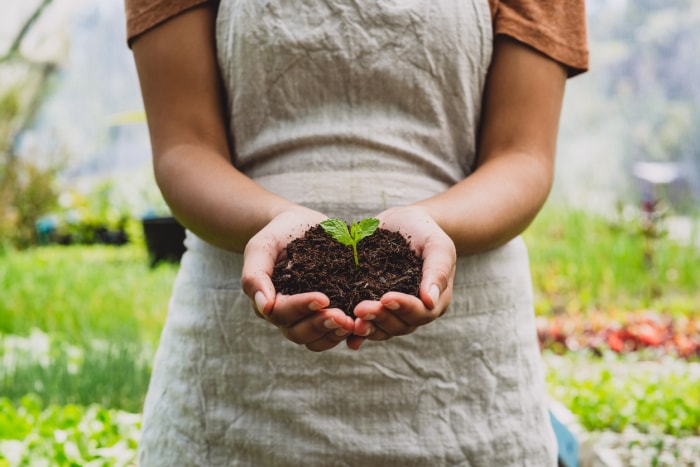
[0,159,59,250]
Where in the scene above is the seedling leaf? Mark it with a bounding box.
[320,217,380,266]
[319,218,354,246]
[351,217,380,244]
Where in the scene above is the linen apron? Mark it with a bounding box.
[138,0,557,465]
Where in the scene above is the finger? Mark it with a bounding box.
[380,292,439,327]
[354,300,414,338]
[346,335,365,350]
[418,240,456,310]
[346,326,392,347]
[242,248,278,317]
[251,298,270,321]
[304,323,354,352]
[268,292,330,328]
[352,300,386,323]
[251,290,273,319]
[281,308,353,345]
[352,317,375,338]
[362,325,393,342]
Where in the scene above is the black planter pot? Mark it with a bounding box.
[94,226,129,246]
[141,216,186,267]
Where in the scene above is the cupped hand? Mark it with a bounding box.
[254,292,355,352]
[242,206,354,351]
[347,205,456,350]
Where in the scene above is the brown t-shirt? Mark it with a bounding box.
[125,0,588,76]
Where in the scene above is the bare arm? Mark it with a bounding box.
[131,6,355,351]
[131,5,297,253]
[415,36,568,255]
[355,37,569,345]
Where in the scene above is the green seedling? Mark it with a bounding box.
[320,217,380,266]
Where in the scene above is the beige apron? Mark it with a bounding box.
[139,1,557,465]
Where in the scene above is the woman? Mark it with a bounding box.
[127,0,588,465]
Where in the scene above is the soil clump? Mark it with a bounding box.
[272,224,423,317]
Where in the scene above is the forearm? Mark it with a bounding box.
[416,150,553,255]
[154,144,296,253]
[130,5,296,252]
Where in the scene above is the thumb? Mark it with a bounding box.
[242,238,278,315]
[418,239,455,310]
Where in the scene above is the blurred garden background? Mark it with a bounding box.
[1,0,699,465]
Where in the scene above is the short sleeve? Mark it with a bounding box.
[491,0,589,77]
[125,0,214,47]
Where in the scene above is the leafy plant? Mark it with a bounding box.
[0,159,59,250]
[545,353,700,437]
[0,395,140,466]
[320,217,380,266]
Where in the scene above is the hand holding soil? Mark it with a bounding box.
[348,206,457,348]
[272,220,424,316]
[272,207,456,350]
[241,206,355,352]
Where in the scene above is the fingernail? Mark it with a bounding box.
[363,314,376,321]
[308,301,324,311]
[324,319,339,329]
[254,291,267,314]
[384,301,400,311]
[335,328,349,336]
[361,326,374,337]
[429,285,440,308]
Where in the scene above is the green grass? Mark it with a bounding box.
[1,331,152,413]
[524,205,700,316]
[545,352,700,437]
[0,245,172,416]
[0,207,698,462]
[0,245,177,345]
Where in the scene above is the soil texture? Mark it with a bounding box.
[272,224,423,317]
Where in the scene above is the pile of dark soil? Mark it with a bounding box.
[272,224,423,317]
